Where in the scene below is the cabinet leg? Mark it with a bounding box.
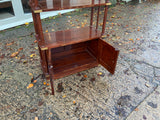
[50,77,54,95]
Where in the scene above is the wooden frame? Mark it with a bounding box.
[29,0,119,95]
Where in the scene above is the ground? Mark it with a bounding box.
[0,0,160,120]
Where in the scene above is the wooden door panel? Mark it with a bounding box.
[98,39,119,74]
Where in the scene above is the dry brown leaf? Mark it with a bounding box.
[10,52,19,57]
[6,42,14,46]
[18,48,23,51]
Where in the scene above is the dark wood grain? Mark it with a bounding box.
[29,0,109,12]
[30,0,119,95]
[39,27,101,49]
[98,39,119,74]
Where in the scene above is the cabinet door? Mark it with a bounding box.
[98,39,119,74]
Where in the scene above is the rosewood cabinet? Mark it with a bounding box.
[29,0,119,95]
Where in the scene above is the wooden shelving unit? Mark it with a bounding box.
[29,0,119,95]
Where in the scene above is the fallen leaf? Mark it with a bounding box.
[33,80,37,83]
[10,52,19,57]
[63,95,66,98]
[35,117,38,120]
[73,100,76,104]
[117,36,121,39]
[129,38,134,43]
[45,30,48,33]
[0,72,2,75]
[81,24,85,27]
[29,108,37,113]
[83,13,88,17]
[111,15,115,18]
[99,23,103,26]
[29,73,33,76]
[30,54,36,57]
[34,40,38,43]
[25,22,29,25]
[136,38,140,40]
[84,75,87,78]
[98,72,105,77]
[18,48,23,51]
[43,82,46,85]
[46,83,49,86]
[129,49,134,52]
[101,35,106,38]
[27,83,34,89]
[98,72,103,75]
[6,42,14,46]
[134,108,139,111]
[38,101,44,106]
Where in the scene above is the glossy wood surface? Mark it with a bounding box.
[30,0,118,95]
[30,0,108,11]
[48,39,119,79]
[98,39,119,74]
[39,27,101,49]
[51,42,98,79]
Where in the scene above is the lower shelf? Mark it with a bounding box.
[52,49,98,79]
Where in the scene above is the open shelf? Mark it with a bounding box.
[29,0,111,12]
[50,41,98,79]
[39,26,101,49]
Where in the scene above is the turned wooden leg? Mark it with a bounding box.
[50,76,54,95]
[46,48,55,95]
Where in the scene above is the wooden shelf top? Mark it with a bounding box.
[39,26,101,49]
[29,0,111,13]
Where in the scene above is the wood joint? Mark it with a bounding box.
[106,3,112,5]
[41,47,48,50]
[34,9,42,13]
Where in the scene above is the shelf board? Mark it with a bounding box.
[52,49,98,79]
[29,0,111,12]
[39,26,101,49]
